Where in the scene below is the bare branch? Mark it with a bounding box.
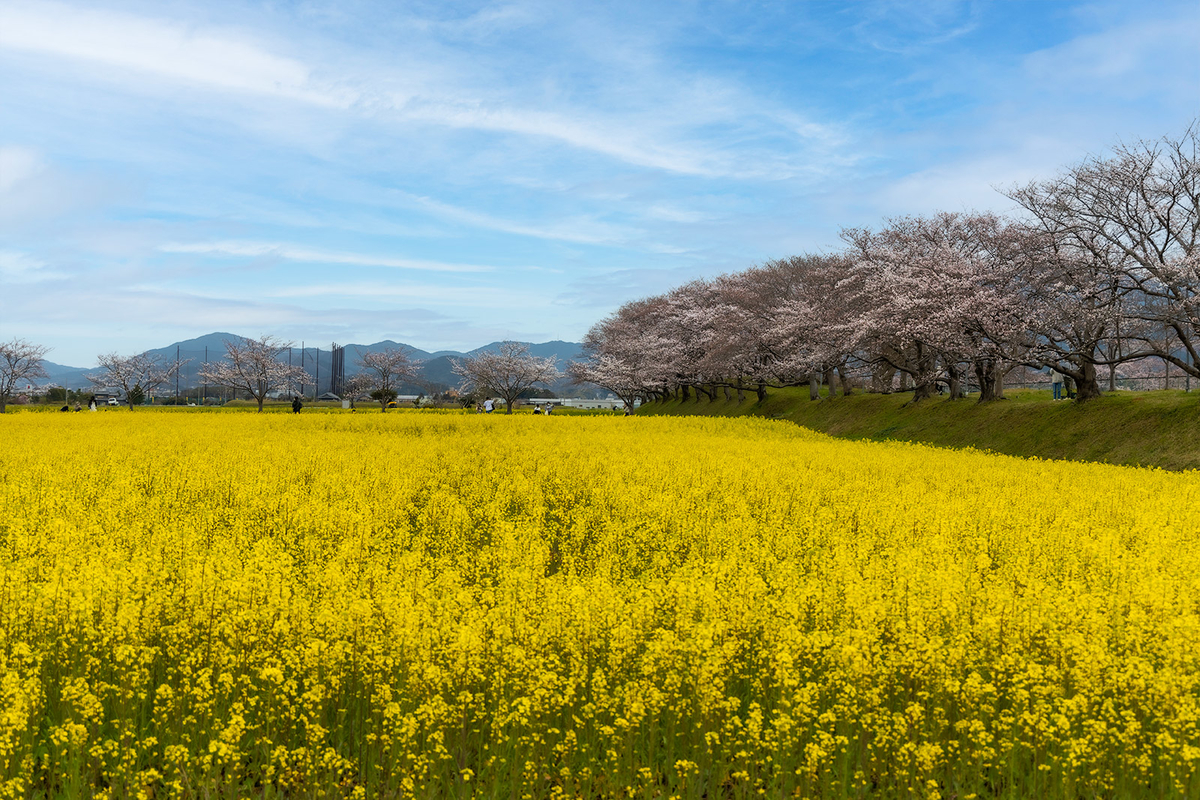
[0,338,50,413]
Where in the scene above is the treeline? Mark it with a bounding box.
[570,122,1198,407]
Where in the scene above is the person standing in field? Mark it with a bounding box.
[292,397,302,414]
[484,398,494,413]
[1049,367,1064,401]
[88,397,97,411]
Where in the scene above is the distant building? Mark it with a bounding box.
[526,397,638,410]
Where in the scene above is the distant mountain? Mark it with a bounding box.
[36,333,593,396]
[39,360,93,389]
[466,340,583,360]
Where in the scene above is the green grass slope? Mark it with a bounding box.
[638,386,1200,470]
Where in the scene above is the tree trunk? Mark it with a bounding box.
[899,371,911,392]
[822,366,836,400]
[975,361,998,402]
[909,381,936,403]
[878,364,896,394]
[505,399,514,414]
[680,385,691,402]
[974,359,1007,402]
[756,382,767,403]
[946,362,964,400]
[838,366,852,397]
[0,398,6,414]
[809,374,820,401]
[256,396,265,412]
[723,385,732,401]
[736,380,745,403]
[696,384,713,402]
[1074,361,1102,401]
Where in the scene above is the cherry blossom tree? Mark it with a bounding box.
[197,335,309,412]
[88,352,186,410]
[570,303,678,410]
[452,342,561,414]
[576,126,1192,407]
[1008,121,1198,392]
[1005,213,1134,401]
[754,254,857,400]
[0,338,49,413]
[839,213,1039,403]
[356,348,421,411]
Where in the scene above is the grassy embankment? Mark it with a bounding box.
[639,385,1200,470]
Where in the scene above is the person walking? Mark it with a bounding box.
[1049,367,1064,401]
[292,396,303,414]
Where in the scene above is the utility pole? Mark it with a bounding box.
[204,346,208,403]
[176,344,180,401]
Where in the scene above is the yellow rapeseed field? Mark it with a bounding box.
[0,410,1197,799]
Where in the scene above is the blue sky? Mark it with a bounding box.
[2,0,1197,366]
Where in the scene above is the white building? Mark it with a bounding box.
[526,397,639,410]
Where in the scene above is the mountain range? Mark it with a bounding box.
[36,333,591,397]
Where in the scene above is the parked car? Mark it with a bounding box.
[107,398,120,406]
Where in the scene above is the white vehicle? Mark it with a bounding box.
[107,398,120,406]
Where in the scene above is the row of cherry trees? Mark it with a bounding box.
[572,123,1198,406]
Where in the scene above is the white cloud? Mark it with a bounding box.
[0,146,42,192]
[0,249,65,283]
[159,241,492,273]
[268,281,549,308]
[0,3,843,179]
[406,102,721,177]
[1023,15,1200,88]
[400,192,632,245]
[0,1,352,107]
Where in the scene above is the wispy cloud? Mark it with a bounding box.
[159,241,492,273]
[2,0,1193,366]
[399,193,632,245]
[0,249,66,283]
[0,145,41,191]
[0,2,843,180]
[0,1,352,107]
[268,282,549,308]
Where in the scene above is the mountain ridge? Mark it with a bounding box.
[36,333,588,396]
